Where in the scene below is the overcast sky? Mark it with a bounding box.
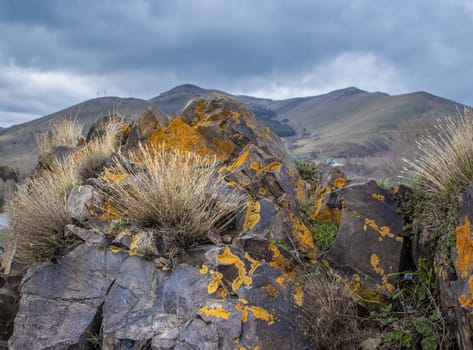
[1,0,472,127]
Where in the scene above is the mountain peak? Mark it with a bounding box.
[159,84,209,97]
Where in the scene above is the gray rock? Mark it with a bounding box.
[67,185,104,222]
[65,224,108,246]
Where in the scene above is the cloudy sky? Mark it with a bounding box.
[1,0,472,127]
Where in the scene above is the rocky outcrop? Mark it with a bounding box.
[325,181,411,297]
[7,95,314,349]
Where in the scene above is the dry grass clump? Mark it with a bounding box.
[404,109,473,198]
[402,109,473,243]
[102,144,247,250]
[4,158,77,262]
[35,117,83,160]
[301,270,363,349]
[75,122,122,181]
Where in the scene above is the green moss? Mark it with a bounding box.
[311,221,339,250]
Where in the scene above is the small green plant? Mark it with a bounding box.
[295,159,318,182]
[87,332,101,348]
[110,218,128,235]
[311,221,339,250]
[376,177,394,190]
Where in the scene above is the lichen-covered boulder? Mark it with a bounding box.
[326,181,411,297]
[435,183,473,349]
[125,107,168,148]
[10,239,311,349]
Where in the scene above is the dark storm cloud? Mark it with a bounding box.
[1,0,473,126]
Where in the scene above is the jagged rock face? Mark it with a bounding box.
[9,239,311,350]
[326,181,411,297]
[8,95,313,349]
[436,183,473,349]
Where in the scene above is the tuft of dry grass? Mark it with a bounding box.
[301,270,364,350]
[102,144,247,250]
[4,157,78,262]
[403,109,473,198]
[75,121,122,182]
[35,117,83,160]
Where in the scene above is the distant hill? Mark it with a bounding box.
[0,84,468,175]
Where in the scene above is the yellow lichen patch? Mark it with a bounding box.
[208,271,224,294]
[227,149,250,172]
[109,245,123,253]
[370,253,395,293]
[333,177,347,188]
[199,305,232,320]
[276,276,286,288]
[232,111,241,124]
[363,218,400,242]
[128,234,141,256]
[235,303,249,323]
[217,247,253,291]
[103,167,128,184]
[241,179,249,187]
[294,283,303,306]
[212,138,234,154]
[200,264,209,275]
[290,214,316,252]
[459,276,473,308]
[100,201,121,221]
[264,161,282,172]
[147,118,219,158]
[194,100,207,119]
[371,193,385,202]
[311,205,341,225]
[311,185,332,220]
[268,243,292,273]
[456,216,473,279]
[245,252,261,275]
[258,187,267,196]
[261,284,279,298]
[243,198,261,231]
[245,305,276,325]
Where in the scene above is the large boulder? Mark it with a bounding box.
[9,239,311,349]
[326,181,411,297]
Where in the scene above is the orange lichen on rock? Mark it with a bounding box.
[147,118,222,158]
[310,185,333,221]
[363,218,402,242]
[100,201,121,221]
[459,276,473,308]
[199,305,232,320]
[217,247,254,291]
[245,305,275,325]
[290,213,316,252]
[370,253,395,293]
[293,283,303,306]
[371,193,385,202]
[268,243,292,273]
[227,149,250,172]
[103,167,128,184]
[456,216,473,279]
[311,205,341,225]
[243,198,261,231]
[200,264,209,274]
[261,284,279,298]
[208,271,224,294]
[194,100,207,120]
[333,177,347,188]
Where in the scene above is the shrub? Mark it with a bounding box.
[102,144,247,250]
[75,121,121,182]
[301,270,364,349]
[311,221,339,250]
[35,117,83,160]
[404,110,473,198]
[403,110,473,245]
[4,157,77,262]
